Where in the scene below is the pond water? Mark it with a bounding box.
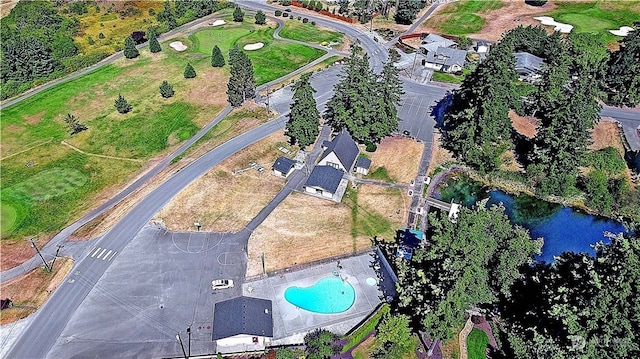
[436,175,628,262]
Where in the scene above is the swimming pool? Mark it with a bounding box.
[284,277,356,314]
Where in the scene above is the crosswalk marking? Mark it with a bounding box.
[88,247,117,261]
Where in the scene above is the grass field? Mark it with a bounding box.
[279,19,343,44]
[425,0,505,35]
[1,18,323,241]
[467,328,490,359]
[548,1,640,44]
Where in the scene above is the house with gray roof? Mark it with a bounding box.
[272,157,296,178]
[304,165,345,200]
[513,52,544,80]
[318,130,359,172]
[420,33,455,53]
[212,296,273,353]
[424,47,467,73]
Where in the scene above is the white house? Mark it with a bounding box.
[304,165,345,199]
[272,157,296,178]
[318,130,359,172]
[513,52,544,80]
[355,157,371,175]
[424,47,467,73]
[212,297,273,353]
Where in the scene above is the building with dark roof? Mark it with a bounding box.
[304,165,344,199]
[424,46,467,73]
[513,51,544,79]
[318,130,359,172]
[355,157,371,175]
[272,157,296,178]
[212,297,273,353]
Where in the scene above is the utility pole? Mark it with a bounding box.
[176,333,188,359]
[187,326,191,358]
[266,85,270,119]
[50,244,64,271]
[29,238,51,273]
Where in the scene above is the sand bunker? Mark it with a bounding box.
[210,19,226,27]
[534,16,573,33]
[610,26,635,37]
[169,41,187,51]
[243,42,264,51]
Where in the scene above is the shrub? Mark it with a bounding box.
[365,140,377,152]
[98,32,105,39]
[148,8,155,16]
[159,80,174,98]
[184,63,196,78]
[131,31,146,44]
[87,36,94,45]
[275,10,282,16]
[114,94,132,114]
[311,21,316,25]
[302,18,308,23]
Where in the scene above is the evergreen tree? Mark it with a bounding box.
[211,45,225,67]
[255,10,266,25]
[159,80,174,98]
[114,94,132,114]
[326,47,400,144]
[286,73,320,149]
[64,113,87,135]
[226,47,256,106]
[148,28,161,53]
[183,63,196,78]
[395,0,422,25]
[603,23,640,107]
[158,0,178,30]
[441,41,518,173]
[233,6,244,22]
[337,0,349,14]
[123,36,139,59]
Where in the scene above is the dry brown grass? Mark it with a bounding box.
[427,132,456,176]
[369,136,423,183]
[590,119,625,154]
[509,110,537,138]
[0,235,55,271]
[357,184,408,236]
[0,0,18,19]
[352,335,377,358]
[156,132,291,232]
[420,0,555,41]
[247,192,370,277]
[69,106,270,240]
[0,257,73,325]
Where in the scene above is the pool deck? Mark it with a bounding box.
[243,252,384,345]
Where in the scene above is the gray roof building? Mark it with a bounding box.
[212,297,273,340]
[420,33,456,53]
[319,130,359,172]
[513,52,544,76]
[272,157,296,176]
[424,47,467,69]
[356,157,371,170]
[305,165,344,194]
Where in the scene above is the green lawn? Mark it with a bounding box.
[1,19,323,239]
[432,71,463,84]
[548,2,640,44]
[279,19,343,44]
[467,328,490,359]
[427,0,505,35]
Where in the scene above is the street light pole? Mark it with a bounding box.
[187,326,191,358]
[176,333,188,359]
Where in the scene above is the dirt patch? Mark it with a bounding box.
[4,125,21,133]
[509,110,537,138]
[590,119,626,154]
[183,69,229,121]
[351,335,377,358]
[246,192,370,277]
[24,112,45,125]
[427,132,456,176]
[500,149,524,173]
[368,136,423,183]
[421,0,555,41]
[0,257,73,325]
[156,132,291,232]
[0,234,55,271]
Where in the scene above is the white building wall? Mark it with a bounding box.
[424,62,443,71]
[318,152,346,172]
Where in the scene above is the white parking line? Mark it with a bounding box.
[104,250,112,260]
[97,248,107,259]
[90,248,101,258]
[107,251,117,261]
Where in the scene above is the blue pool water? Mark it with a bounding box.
[284,277,356,314]
[487,190,628,262]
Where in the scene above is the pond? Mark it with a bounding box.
[436,175,628,262]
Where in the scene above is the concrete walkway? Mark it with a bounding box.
[458,317,474,359]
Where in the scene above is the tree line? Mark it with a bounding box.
[441,25,639,207]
